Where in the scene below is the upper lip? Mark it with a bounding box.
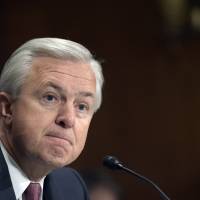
[46,131,73,145]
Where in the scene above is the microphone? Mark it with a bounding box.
[103,155,171,200]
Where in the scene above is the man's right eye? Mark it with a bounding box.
[45,95,56,101]
[42,93,59,104]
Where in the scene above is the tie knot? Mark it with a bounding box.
[23,183,41,200]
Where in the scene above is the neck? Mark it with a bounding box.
[0,135,52,181]
[19,161,50,181]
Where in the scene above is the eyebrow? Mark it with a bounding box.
[43,81,95,99]
[78,91,95,98]
[43,81,64,93]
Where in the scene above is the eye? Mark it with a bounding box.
[42,93,59,104]
[77,103,89,112]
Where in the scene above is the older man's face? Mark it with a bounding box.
[3,57,96,169]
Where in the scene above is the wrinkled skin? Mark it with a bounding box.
[0,57,96,180]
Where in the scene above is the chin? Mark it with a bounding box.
[43,157,69,169]
[38,151,72,169]
[40,147,81,169]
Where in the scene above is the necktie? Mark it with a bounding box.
[23,183,41,200]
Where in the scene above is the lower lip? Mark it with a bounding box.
[46,135,71,146]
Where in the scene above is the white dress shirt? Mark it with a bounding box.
[0,142,45,200]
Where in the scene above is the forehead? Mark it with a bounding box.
[21,57,96,94]
[30,57,95,81]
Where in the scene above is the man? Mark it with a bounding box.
[0,38,104,200]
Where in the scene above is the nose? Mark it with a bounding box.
[55,104,75,128]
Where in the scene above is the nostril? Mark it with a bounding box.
[58,121,66,128]
[55,112,75,128]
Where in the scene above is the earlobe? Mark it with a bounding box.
[0,92,13,125]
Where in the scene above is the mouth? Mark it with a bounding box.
[46,132,73,145]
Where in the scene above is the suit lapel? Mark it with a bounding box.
[0,148,16,200]
[43,174,63,200]
[0,146,64,200]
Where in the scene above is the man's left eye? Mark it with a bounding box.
[78,103,89,112]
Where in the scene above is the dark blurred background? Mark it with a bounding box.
[1,0,200,199]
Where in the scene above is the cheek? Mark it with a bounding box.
[11,101,57,136]
[11,116,40,144]
[77,132,88,151]
[10,112,54,153]
[11,116,41,137]
[74,120,91,152]
[70,135,87,163]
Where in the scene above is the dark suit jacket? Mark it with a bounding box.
[0,148,89,200]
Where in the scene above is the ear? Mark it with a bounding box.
[0,92,13,125]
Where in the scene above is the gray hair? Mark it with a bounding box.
[0,38,104,111]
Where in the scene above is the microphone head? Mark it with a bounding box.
[103,155,123,170]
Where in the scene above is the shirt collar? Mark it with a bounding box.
[0,142,45,199]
